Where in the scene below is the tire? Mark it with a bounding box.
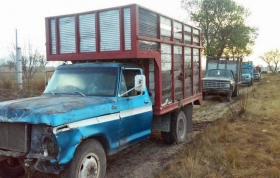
[202,92,206,100]
[232,85,239,97]
[161,131,173,144]
[60,139,106,178]
[161,110,189,144]
[227,90,232,102]
[0,158,25,178]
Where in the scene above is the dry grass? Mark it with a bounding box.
[156,74,280,178]
[0,72,45,101]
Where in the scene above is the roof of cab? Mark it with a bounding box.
[56,62,140,70]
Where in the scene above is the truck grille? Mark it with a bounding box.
[203,81,229,89]
[0,123,31,153]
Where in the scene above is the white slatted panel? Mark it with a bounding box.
[123,8,131,50]
[160,16,171,37]
[50,19,56,54]
[59,16,76,53]
[184,25,192,44]
[139,8,158,38]
[184,47,192,68]
[79,13,96,52]
[174,45,182,55]
[174,21,182,40]
[99,10,120,51]
[161,44,171,71]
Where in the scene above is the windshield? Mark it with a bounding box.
[242,69,249,74]
[253,70,259,73]
[206,70,231,78]
[44,67,118,96]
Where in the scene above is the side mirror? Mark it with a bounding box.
[135,75,146,92]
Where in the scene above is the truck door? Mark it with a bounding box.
[117,69,153,148]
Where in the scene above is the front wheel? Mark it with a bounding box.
[227,90,232,102]
[0,158,25,178]
[60,139,106,178]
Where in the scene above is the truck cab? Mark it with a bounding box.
[0,62,152,177]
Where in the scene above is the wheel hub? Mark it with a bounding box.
[178,117,186,139]
[79,154,99,178]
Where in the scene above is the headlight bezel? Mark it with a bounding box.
[30,125,59,158]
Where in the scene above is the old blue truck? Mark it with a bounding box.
[203,57,242,102]
[0,4,202,178]
[242,61,254,86]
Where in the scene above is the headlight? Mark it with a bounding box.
[225,83,230,88]
[30,125,59,158]
[43,136,59,157]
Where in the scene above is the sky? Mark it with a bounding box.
[0,0,279,67]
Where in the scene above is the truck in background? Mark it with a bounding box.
[241,68,252,86]
[0,4,202,178]
[202,57,242,101]
[242,61,254,85]
[261,67,268,74]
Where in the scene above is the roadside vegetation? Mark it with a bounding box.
[156,74,280,178]
[181,0,258,60]
[0,42,48,101]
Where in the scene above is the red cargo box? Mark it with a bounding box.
[45,4,202,115]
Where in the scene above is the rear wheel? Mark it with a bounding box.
[0,158,25,178]
[161,110,190,144]
[227,90,232,102]
[202,92,206,100]
[60,139,106,178]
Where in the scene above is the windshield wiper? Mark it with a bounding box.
[73,91,87,97]
[45,91,55,95]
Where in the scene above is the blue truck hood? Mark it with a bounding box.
[0,95,116,126]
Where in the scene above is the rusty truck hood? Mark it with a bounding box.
[0,95,116,126]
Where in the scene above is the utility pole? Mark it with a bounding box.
[16,29,23,90]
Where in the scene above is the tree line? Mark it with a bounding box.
[181,0,280,72]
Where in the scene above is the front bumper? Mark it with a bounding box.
[202,88,230,94]
[241,79,251,84]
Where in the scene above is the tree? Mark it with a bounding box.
[0,60,16,70]
[181,0,258,60]
[9,42,48,91]
[259,49,280,73]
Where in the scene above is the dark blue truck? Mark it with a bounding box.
[0,4,202,178]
